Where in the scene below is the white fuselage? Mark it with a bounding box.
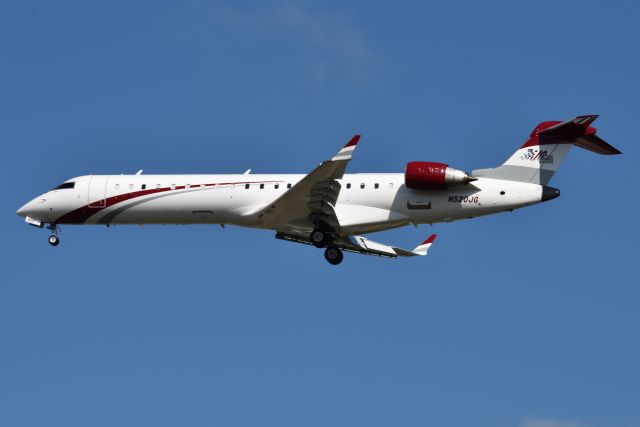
[17,116,615,262]
[18,173,545,235]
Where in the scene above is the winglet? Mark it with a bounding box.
[331,134,361,161]
[344,134,360,147]
[388,234,438,257]
[412,234,437,256]
[422,234,437,245]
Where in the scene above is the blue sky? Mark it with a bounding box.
[1,1,638,426]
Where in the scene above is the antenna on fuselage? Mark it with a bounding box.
[136,170,143,175]
[243,169,251,175]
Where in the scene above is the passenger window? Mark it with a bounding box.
[374,183,379,189]
[142,184,146,190]
[186,184,191,189]
[156,184,161,189]
[115,184,120,190]
[287,183,292,189]
[259,183,264,189]
[245,184,250,189]
[274,184,279,189]
[171,184,176,190]
[388,183,394,189]
[346,183,351,189]
[360,183,365,189]
[129,183,133,190]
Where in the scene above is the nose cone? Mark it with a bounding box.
[541,186,561,202]
[17,202,30,217]
[17,197,43,218]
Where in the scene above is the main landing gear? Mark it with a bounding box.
[309,228,343,265]
[324,246,344,265]
[309,225,344,265]
[47,224,60,247]
[310,229,329,248]
[276,231,345,265]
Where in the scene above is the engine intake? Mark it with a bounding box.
[405,161,476,190]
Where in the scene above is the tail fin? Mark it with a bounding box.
[473,115,621,185]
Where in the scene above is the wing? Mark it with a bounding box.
[277,232,438,258]
[257,135,360,234]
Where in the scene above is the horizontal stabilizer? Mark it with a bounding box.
[536,115,621,154]
[574,133,621,155]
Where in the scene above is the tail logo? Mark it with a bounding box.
[520,148,554,164]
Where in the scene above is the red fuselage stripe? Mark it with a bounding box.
[55,180,283,224]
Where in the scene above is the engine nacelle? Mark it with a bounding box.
[405,161,476,190]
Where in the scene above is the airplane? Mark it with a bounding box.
[17,115,620,265]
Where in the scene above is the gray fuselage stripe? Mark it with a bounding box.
[96,187,214,224]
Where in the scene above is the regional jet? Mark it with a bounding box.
[17,115,620,264]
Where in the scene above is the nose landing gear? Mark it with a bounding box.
[47,224,60,247]
[48,235,60,246]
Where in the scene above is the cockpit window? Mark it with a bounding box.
[53,182,75,190]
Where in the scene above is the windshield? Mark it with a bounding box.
[53,182,75,190]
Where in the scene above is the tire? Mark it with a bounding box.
[324,246,343,265]
[310,230,327,248]
[48,235,60,246]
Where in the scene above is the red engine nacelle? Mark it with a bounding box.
[405,161,476,190]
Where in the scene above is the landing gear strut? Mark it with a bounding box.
[47,224,60,247]
[324,246,343,265]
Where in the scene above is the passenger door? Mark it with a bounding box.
[88,175,108,208]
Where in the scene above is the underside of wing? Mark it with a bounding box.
[276,232,437,258]
[257,135,360,234]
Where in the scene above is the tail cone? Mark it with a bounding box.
[541,186,560,202]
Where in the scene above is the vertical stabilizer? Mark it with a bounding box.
[473,115,620,185]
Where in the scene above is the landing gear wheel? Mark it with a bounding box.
[310,230,327,248]
[48,235,60,247]
[324,246,343,265]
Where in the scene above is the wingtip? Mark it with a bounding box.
[344,134,361,148]
[422,234,437,245]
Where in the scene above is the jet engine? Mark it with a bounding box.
[405,161,477,190]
